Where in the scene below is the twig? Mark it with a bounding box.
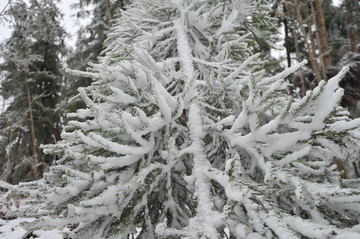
[0,0,10,16]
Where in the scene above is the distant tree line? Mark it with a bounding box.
[0,0,360,183]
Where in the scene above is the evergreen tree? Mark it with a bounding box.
[324,0,358,66]
[61,0,128,116]
[3,0,360,238]
[0,0,66,183]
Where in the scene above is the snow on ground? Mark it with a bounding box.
[0,218,63,239]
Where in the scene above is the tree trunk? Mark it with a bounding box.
[5,129,13,184]
[314,0,331,68]
[105,0,112,26]
[295,0,322,83]
[311,0,328,81]
[283,17,292,68]
[304,1,317,59]
[346,0,357,52]
[289,5,306,95]
[24,71,39,180]
[305,0,327,81]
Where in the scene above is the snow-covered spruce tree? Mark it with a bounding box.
[0,0,66,183]
[4,0,360,238]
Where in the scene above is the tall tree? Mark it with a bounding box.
[0,0,66,183]
[3,0,360,238]
[60,0,128,116]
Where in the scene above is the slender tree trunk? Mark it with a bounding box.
[314,0,331,68]
[283,17,292,68]
[24,72,39,180]
[346,0,357,52]
[288,5,306,95]
[105,0,112,26]
[5,129,13,184]
[304,1,317,59]
[310,0,328,81]
[295,0,321,83]
[304,0,327,81]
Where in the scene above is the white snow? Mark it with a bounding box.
[0,218,63,239]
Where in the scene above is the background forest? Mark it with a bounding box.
[0,0,359,184]
[1,0,360,238]
[0,0,129,183]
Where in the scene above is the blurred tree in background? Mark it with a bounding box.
[0,0,66,183]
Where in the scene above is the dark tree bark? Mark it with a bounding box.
[283,17,292,68]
